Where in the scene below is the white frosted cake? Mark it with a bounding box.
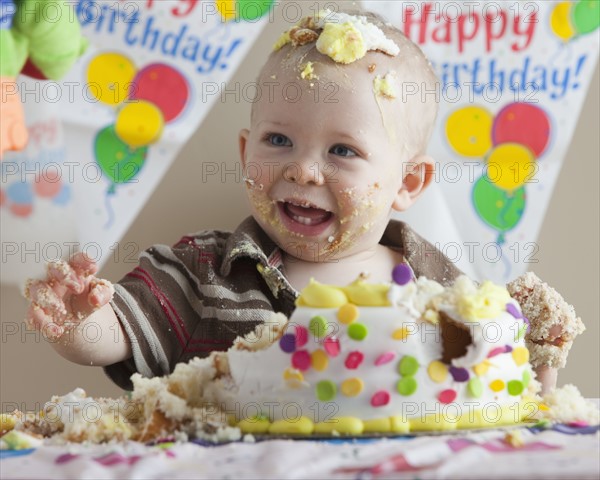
[208,267,537,435]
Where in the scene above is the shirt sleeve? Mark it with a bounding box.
[103,239,207,390]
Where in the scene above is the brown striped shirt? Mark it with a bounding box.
[104,216,462,390]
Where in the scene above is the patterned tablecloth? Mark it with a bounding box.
[1,422,599,480]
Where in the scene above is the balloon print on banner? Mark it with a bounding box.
[1,167,71,219]
[446,101,551,276]
[87,53,190,228]
[550,0,600,42]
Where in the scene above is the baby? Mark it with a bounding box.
[23,10,567,393]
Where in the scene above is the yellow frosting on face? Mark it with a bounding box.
[300,62,317,80]
[456,281,512,321]
[373,73,397,99]
[316,22,367,64]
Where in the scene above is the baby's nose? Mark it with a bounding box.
[283,158,326,186]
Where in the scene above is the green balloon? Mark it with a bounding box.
[94,126,147,185]
[572,0,600,35]
[236,0,275,21]
[472,175,526,233]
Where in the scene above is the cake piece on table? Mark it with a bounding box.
[507,272,585,394]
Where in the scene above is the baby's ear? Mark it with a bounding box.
[392,155,435,212]
[239,129,250,167]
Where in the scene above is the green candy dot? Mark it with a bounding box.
[467,377,483,398]
[507,380,524,396]
[309,315,328,338]
[398,355,419,376]
[397,376,418,396]
[516,324,527,341]
[347,323,368,341]
[522,369,531,388]
[316,380,337,401]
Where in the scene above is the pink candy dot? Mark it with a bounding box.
[291,350,311,371]
[438,389,457,404]
[370,390,390,407]
[323,337,340,357]
[295,326,308,348]
[344,351,364,369]
[374,352,395,366]
[487,347,506,358]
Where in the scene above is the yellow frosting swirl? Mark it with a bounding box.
[456,281,512,321]
[316,22,367,64]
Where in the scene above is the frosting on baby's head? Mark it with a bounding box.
[254,9,440,160]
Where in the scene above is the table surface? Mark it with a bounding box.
[2,405,599,480]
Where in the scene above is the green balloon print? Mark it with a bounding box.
[472,175,526,233]
[572,0,600,35]
[94,126,147,189]
[237,0,275,20]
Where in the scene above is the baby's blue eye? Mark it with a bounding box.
[330,144,357,157]
[268,133,292,147]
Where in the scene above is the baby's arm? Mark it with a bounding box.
[24,253,132,366]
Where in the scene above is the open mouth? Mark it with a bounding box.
[277,201,334,236]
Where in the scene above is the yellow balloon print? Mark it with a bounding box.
[550,2,575,42]
[486,143,535,191]
[445,106,493,157]
[216,0,237,21]
[87,53,136,106]
[115,101,164,148]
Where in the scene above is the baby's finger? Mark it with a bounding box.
[26,304,64,339]
[25,279,67,316]
[87,278,115,309]
[47,260,85,294]
[69,252,99,278]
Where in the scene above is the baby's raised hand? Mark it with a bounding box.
[24,253,114,340]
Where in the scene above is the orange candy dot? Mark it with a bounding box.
[340,378,364,397]
[337,303,359,324]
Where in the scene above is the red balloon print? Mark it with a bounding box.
[492,103,551,157]
[129,64,189,123]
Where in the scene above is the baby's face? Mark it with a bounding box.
[239,54,422,262]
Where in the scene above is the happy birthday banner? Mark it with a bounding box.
[362,0,599,283]
[1,0,274,285]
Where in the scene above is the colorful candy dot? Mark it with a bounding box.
[279,333,296,353]
[449,366,470,382]
[344,351,364,369]
[323,337,340,357]
[438,389,457,404]
[516,324,527,341]
[370,390,391,407]
[316,380,337,401]
[488,346,506,358]
[398,355,419,376]
[512,347,529,366]
[504,345,513,353]
[522,369,531,387]
[489,379,505,392]
[348,323,368,341]
[375,352,396,366]
[337,303,359,324]
[392,263,413,285]
[291,350,311,371]
[427,360,448,383]
[467,378,483,398]
[311,350,329,371]
[397,377,418,396]
[283,368,304,382]
[568,420,589,428]
[505,302,523,319]
[392,327,411,340]
[473,361,490,376]
[295,326,308,347]
[507,380,524,396]
[341,378,364,397]
[309,316,328,338]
